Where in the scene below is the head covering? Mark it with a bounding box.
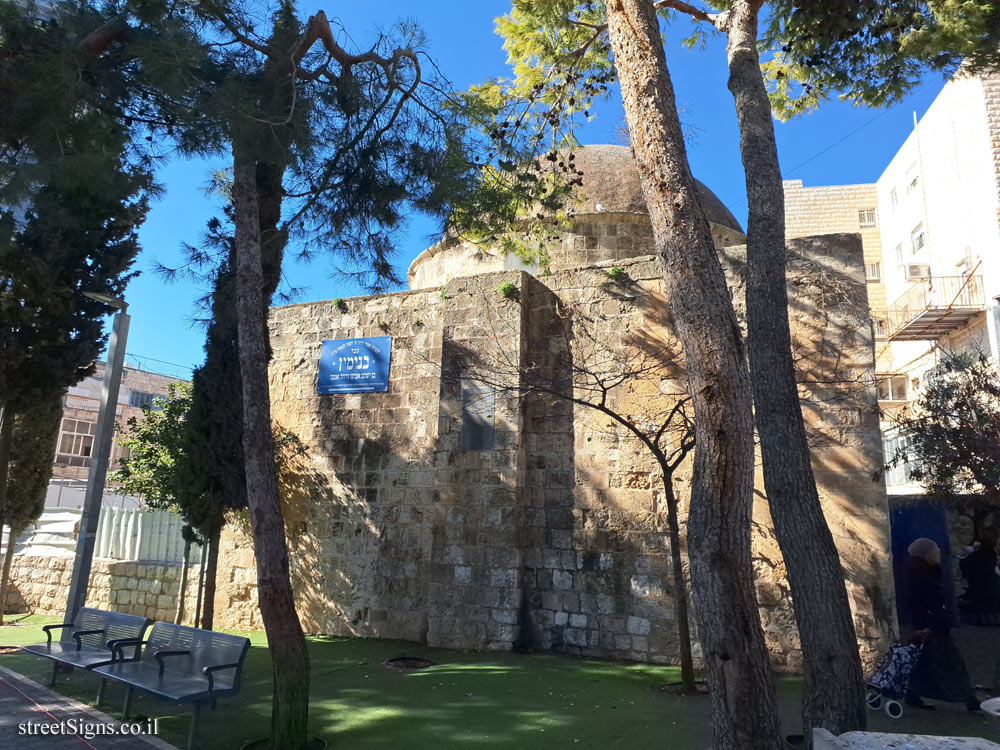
[908,537,939,560]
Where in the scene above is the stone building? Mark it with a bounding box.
[54,363,187,484]
[213,145,894,671]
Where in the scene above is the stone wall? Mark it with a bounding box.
[204,232,895,672]
[783,180,888,339]
[981,69,1000,231]
[5,556,203,625]
[408,213,745,291]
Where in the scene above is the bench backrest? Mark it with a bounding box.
[141,622,251,691]
[67,608,149,651]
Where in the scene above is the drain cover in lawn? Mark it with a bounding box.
[384,656,436,670]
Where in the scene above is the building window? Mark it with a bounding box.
[890,188,898,209]
[877,375,908,402]
[865,262,882,281]
[55,418,96,468]
[128,391,163,410]
[858,209,878,229]
[460,379,495,451]
[895,244,903,264]
[910,223,925,254]
[873,317,887,338]
[906,164,920,195]
[883,432,915,486]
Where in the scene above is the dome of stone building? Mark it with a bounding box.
[564,144,743,233]
[407,144,745,290]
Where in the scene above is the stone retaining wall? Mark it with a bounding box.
[4,555,204,626]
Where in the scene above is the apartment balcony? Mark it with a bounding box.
[885,275,986,341]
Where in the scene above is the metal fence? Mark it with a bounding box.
[2,507,199,564]
[885,275,985,338]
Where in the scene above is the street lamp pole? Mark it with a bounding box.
[64,298,130,624]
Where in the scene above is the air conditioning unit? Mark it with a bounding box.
[904,264,931,280]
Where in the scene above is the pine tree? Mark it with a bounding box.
[1,0,155,568]
[106,3,482,746]
[455,3,783,746]
[0,391,63,623]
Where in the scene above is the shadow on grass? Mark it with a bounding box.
[2,617,999,748]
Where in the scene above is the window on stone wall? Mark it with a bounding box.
[873,317,887,339]
[883,431,916,486]
[128,390,164,410]
[876,375,909,401]
[890,188,898,209]
[858,208,878,229]
[460,379,495,451]
[55,418,97,467]
[865,262,881,281]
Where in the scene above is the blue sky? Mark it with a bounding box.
[116,0,943,379]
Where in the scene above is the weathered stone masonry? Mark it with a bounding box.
[200,146,896,672]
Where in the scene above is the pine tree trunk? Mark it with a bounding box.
[723,2,865,741]
[0,403,13,623]
[175,536,191,625]
[662,470,695,691]
[0,403,13,547]
[232,137,310,750]
[0,526,16,624]
[605,2,781,747]
[200,524,221,630]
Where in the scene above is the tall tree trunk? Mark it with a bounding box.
[194,537,207,628]
[0,403,13,562]
[0,403,13,621]
[662,469,695,691]
[175,534,191,625]
[200,523,221,630]
[0,526,16,623]
[605,2,781,748]
[723,2,865,741]
[232,137,310,750]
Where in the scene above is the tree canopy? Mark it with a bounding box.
[762,1,1000,118]
[0,0,153,409]
[896,354,1000,509]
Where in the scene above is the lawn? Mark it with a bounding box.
[1,615,998,749]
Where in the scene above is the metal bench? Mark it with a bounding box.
[92,621,251,750]
[21,607,150,695]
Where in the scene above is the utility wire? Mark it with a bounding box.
[725,109,890,212]
[124,352,195,378]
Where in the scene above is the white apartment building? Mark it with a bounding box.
[784,69,1000,494]
[877,71,1000,492]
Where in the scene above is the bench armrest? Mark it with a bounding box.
[72,629,106,651]
[155,650,191,676]
[203,662,241,692]
[111,639,148,662]
[107,638,144,661]
[41,623,74,644]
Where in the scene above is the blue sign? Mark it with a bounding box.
[317,337,392,394]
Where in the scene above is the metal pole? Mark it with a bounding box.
[193,539,207,629]
[64,308,130,624]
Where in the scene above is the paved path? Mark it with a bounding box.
[0,666,177,750]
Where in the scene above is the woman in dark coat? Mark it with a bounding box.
[904,537,980,711]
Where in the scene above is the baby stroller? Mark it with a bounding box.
[865,640,924,719]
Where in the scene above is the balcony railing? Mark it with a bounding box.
[885,275,985,341]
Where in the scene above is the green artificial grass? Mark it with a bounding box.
[2,614,998,749]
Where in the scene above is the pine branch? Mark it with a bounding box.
[652,0,720,27]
